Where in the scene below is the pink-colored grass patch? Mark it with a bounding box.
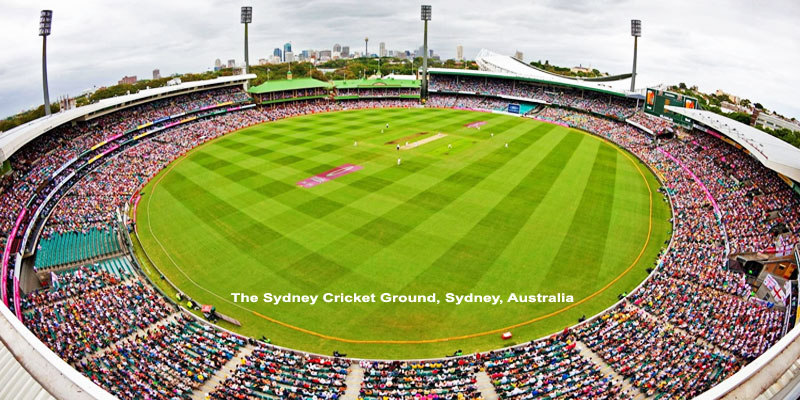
[297,164,363,188]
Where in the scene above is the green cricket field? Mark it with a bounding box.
[136,107,671,359]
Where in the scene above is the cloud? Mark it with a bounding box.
[0,0,798,119]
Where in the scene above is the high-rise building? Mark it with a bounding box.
[379,42,386,57]
[214,59,222,69]
[152,69,161,80]
[456,45,463,61]
[514,50,523,61]
[333,43,341,53]
[283,43,292,61]
[273,48,282,59]
[228,59,235,68]
[285,51,294,63]
[341,46,350,57]
[301,50,310,59]
[319,50,332,61]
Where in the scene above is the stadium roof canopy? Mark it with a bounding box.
[333,78,420,89]
[667,106,800,183]
[0,74,255,163]
[440,49,647,98]
[248,78,332,94]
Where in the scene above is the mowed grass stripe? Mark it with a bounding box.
[283,123,548,290]
[398,131,584,295]
[464,138,601,297]
[151,170,309,290]
[595,152,661,283]
[350,130,590,335]
[161,110,522,287]
[183,110,487,239]
[190,117,418,216]
[346,125,568,283]
[345,123,552,249]
[261,115,533,244]
[542,142,618,288]
[136,109,672,358]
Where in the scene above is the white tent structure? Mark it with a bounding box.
[472,49,643,97]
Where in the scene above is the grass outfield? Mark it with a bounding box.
[136,107,671,359]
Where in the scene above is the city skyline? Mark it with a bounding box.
[227,40,440,67]
[1,0,799,120]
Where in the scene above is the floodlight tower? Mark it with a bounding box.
[241,6,252,89]
[630,19,641,92]
[421,5,431,100]
[39,10,53,115]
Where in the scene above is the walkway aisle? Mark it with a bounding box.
[576,340,648,400]
[342,362,364,400]
[192,344,256,400]
[475,370,500,400]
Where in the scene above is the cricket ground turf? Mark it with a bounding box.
[136,107,672,359]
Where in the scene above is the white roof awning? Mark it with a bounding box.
[0,74,255,163]
[667,106,800,183]
[465,49,648,97]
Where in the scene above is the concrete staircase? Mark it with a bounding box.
[475,370,500,400]
[576,340,647,400]
[757,357,800,400]
[191,344,255,400]
[342,362,364,400]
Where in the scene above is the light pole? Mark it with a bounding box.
[630,19,641,92]
[39,10,53,115]
[421,5,431,100]
[241,6,252,89]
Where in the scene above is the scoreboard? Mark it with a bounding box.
[644,88,698,127]
[507,103,521,114]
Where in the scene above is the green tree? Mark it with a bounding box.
[310,69,327,81]
[0,103,61,133]
[728,112,752,125]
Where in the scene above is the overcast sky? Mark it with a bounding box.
[1,0,799,120]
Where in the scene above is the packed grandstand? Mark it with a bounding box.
[1,62,799,400]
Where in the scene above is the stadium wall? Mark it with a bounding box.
[697,323,800,399]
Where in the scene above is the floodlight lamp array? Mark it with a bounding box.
[421,5,432,21]
[241,7,252,24]
[631,19,641,37]
[39,10,53,36]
